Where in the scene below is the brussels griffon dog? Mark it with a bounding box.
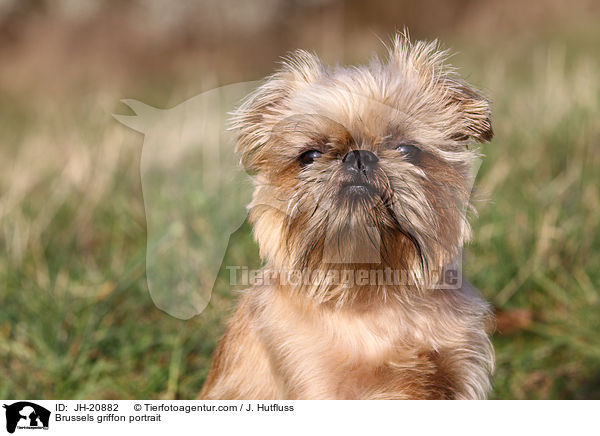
[200,34,494,400]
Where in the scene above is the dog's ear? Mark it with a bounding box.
[231,50,323,172]
[387,34,493,144]
[442,77,493,143]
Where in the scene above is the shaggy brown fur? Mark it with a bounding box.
[200,34,495,400]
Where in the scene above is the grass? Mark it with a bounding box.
[1,29,599,400]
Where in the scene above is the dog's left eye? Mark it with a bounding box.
[396,143,421,163]
[298,149,323,166]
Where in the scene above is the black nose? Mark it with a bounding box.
[342,150,379,177]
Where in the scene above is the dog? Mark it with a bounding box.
[200,34,494,400]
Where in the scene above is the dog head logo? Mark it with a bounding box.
[114,82,257,319]
[3,402,50,434]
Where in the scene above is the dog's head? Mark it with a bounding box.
[232,35,492,302]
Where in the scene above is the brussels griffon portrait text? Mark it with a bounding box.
[200,34,495,400]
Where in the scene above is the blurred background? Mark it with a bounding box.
[1,0,599,399]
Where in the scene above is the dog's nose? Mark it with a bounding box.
[342,150,379,176]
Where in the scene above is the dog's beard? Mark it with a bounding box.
[245,115,475,305]
[248,160,469,306]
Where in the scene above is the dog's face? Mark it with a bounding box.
[232,37,493,302]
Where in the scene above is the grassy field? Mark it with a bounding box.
[1,23,599,400]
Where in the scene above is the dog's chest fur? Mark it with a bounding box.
[251,285,492,399]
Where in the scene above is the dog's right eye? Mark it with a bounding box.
[298,149,323,166]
